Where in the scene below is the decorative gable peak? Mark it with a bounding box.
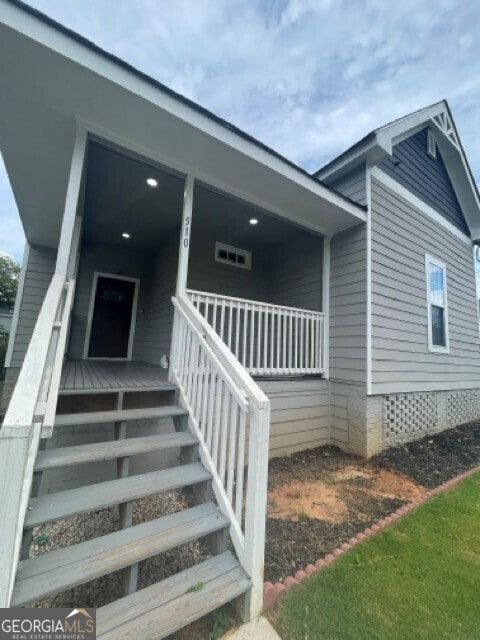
[432,110,459,150]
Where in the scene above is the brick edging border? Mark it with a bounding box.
[263,466,480,609]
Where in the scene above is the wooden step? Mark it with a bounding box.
[24,463,211,529]
[34,432,198,471]
[54,405,187,427]
[13,503,228,607]
[97,551,251,640]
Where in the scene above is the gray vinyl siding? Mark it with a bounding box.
[257,379,329,457]
[329,225,367,384]
[188,225,323,311]
[68,243,155,359]
[135,232,179,365]
[187,226,272,302]
[324,165,367,207]
[370,177,480,394]
[9,244,56,369]
[271,235,323,311]
[380,128,469,235]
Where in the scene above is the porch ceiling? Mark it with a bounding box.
[0,2,366,249]
[82,142,184,250]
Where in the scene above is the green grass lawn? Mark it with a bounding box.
[272,471,480,640]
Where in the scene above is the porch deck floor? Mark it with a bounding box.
[59,360,176,394]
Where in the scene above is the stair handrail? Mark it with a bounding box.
[0,274,75,606]
[172,294,270,620]
[177,295,269,409]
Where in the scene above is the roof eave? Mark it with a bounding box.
[1,0,366,225]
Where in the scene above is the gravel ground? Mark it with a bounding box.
[30,490,210,609]
[374,420,480,487]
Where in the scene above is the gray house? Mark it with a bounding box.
[1,0,479,636]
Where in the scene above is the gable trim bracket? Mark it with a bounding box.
[317,101,480,241]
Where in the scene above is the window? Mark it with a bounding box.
[427,130,437,159]
[425,254,449,352]
[215,242,251,270]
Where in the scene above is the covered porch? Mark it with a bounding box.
[65,137,330,379]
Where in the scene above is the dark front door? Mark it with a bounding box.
[88,275,137,358]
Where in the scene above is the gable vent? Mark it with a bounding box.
[427,130,437,159]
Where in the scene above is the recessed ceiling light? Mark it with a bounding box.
[122,232,131,239]
[146,178,158,187]
[249,218,258,225]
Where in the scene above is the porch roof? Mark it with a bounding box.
[0,0,366,249]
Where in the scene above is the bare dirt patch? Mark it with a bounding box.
[265,446,427,582]
[268,465,423,524]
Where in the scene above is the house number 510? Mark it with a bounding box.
[183,216,191,248]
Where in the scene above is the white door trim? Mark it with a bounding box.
[83,271,139,361]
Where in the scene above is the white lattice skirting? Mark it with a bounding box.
[446,390,480,427]
[382,389,480,447]
[383,393,438,446]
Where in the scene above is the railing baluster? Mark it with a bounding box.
[206,368,216,451]
[235,409,246,522]
[185,289,325,376]
[269,308,274,372]
[200,355,210,436]
[250,304,255,372]
[294,311,298,370]
[263,306,268,375]
[235,301,240,359]
[288,310,293,374]
[195,348,206,433]
[256,308,262,375]
[212,298,218,334]
[300,313,304,373]
[190,342,200,414]
[311,315,316,372]
[227,301,233,350]
[226,401,238,502]
[212,376,223,467]
[219,391,230,485]
[242,304,247,368]
[276,309,280,371]
[220,299,226,344]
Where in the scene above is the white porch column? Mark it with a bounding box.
[322,236,330,378]
[176,174,194,296]
[55,126,87,276]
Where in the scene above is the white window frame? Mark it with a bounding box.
[425,254,449,353]
[215,242,252,270]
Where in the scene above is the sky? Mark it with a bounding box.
[1,0,480,264]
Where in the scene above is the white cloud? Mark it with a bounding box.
[1,0,480,255]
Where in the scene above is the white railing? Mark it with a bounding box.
[171,295,270,619]
[186,289,325,376]
[0,274,75,606]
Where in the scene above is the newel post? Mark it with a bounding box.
[242,399,271,620]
